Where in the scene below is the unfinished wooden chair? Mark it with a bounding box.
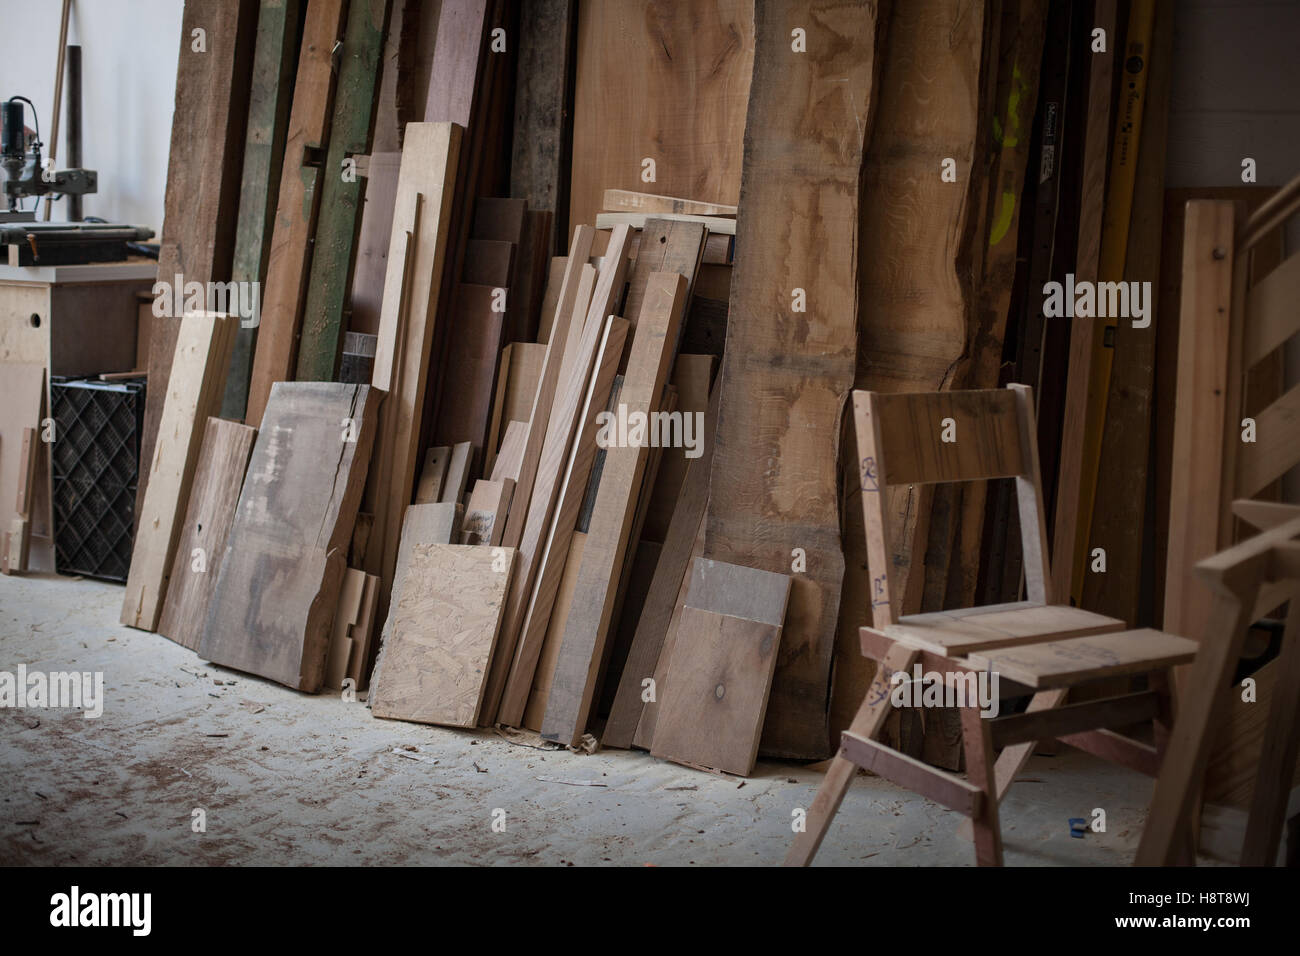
[785,384,1198,866]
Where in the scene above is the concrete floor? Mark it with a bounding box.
[2,572,1159,865]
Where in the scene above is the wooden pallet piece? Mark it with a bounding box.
[461,478,515,546]
[649,559,792,776]
[138,0,257,515]
[363,121,463,631]
[222,0,303,421]
[497,316,629,725]
[243,0,350,426]
[414,445,451,503]
[370,544,515,727]
[497,225,598,551]
[568,0,753,236]
[541,272,688,746]
[122,313,238,631]
[199,383,381,691]
[702,0,885,759]
[485,342,546,475]
[602,189,738,218]
[295,0,394,383]
[157,418,258,649]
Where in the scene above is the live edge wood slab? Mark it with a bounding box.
[696,0,884,759]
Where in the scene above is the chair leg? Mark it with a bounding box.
[960,702,1003,866]
[1241,604,1300,865]
[784,643,919,866]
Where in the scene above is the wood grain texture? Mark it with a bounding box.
[966,628,1196,688]
[497,316,628,725]
[522,531,586,731]
[461,478,514,545]
[485,342,545,475]
[123,313,238,631]
[0,364,45,572]
[569,0,754,237]
[702,0,884,759]
[370,544,514,727]
[157,418,257,650]
[541,272,688,746]
[199,383,380,692]
[244,0,350,426]
[491,419,528,482]
[140,0,256,514]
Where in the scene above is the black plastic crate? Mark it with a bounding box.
[50,377,145,582]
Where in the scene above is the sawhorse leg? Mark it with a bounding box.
[784,643,919,866]
[960,701,1004,865]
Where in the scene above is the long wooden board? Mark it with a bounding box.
[157,418,257,650]
[243,0,349,426]
[199,383,381,691]
[541,272,688,746]
[700,0,884,759]
[370,544,515,727]
[123,313,238,631]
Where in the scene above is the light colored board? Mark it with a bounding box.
[485,341,546,475]
[884,605,1124,656]
[620,219,706,345]
[157,418,257,650]
[966,629,1197,689]
[604,380,720,748]
[414,445,450,503]
[440,441,473,504]
[1,427,37,573]
[198,382,380,691]
[0,364,45,573]
[370,544,515,727]
[498,227,598,553]
[595,212,736,236]
[1243,249,1300,368]
[461,478,514,546]
[498,316,629,725]
[569,0,754,239]
[325,568,368,690]
[523,531,586,731]
[703,0,884,759]
[490,420,528,482]
[541,272,688,745]
[602,188,737,217]
[1237,382,1300,498]
[651,559,792,774]
[122,313,237,631]
[537,256,567,344]
[364,121,462,634]
[244,0,350,426]
[641,354,713,541]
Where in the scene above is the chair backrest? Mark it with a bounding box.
[853,383,1051,627]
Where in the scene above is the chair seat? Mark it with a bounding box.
[963,628,1198,688]
[882,602,1124,655]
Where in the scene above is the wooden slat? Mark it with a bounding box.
[595,212,736,235]
[990,692,1159,748]
[370,543,515,727]
[295,0,393,382]
[702,0,884,760]
[324,567,368,689]
[497,317,628,725]
[641,354,714,541]
[432,283,509,456]
[199,383,381,691]
[491,420,528,483]
[414,445,450,503]
[620,219,706,343]
[871,390,1024,486]
[885,604,1123,656]
[244,0,350,426]
[363,121,462,631]
[604,381,720,747]
[347,571,380,689]
[540,272,689,745]
[1243,248,1300,372]
[440,441,473,504]
[157,418,257,650]
[0,365,44,575]
[602,188,738,217]
[1236,382,1300,499]
[461,478,514,546]
[485,342,546,476]
[123,313,238,631]
[139,0,256,515]
[968,629,1196,689]
[840,731,983,816]
[522,531,586,731]
[348,152,402,336]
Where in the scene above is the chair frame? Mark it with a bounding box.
[786,384,1178,866]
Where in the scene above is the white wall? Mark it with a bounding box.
[0,0,182,231]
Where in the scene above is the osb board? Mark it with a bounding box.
[701,0,883,759]
[199,383,380,692]
[370,544,515,727]
[568,0,754,247]
[157,417,257,650]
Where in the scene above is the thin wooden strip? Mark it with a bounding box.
[541,272,689,746]
[157,418,257,650]
[497,316,628,725]
[440,441,473,505]
[522,531,586,731]
[491,420,528,483]
[839,731,983,816]
[989,692,1159,748]
[595,212,736,235]
[123,313,237,631]
[602,188,738,217]
[199,382,381,691]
